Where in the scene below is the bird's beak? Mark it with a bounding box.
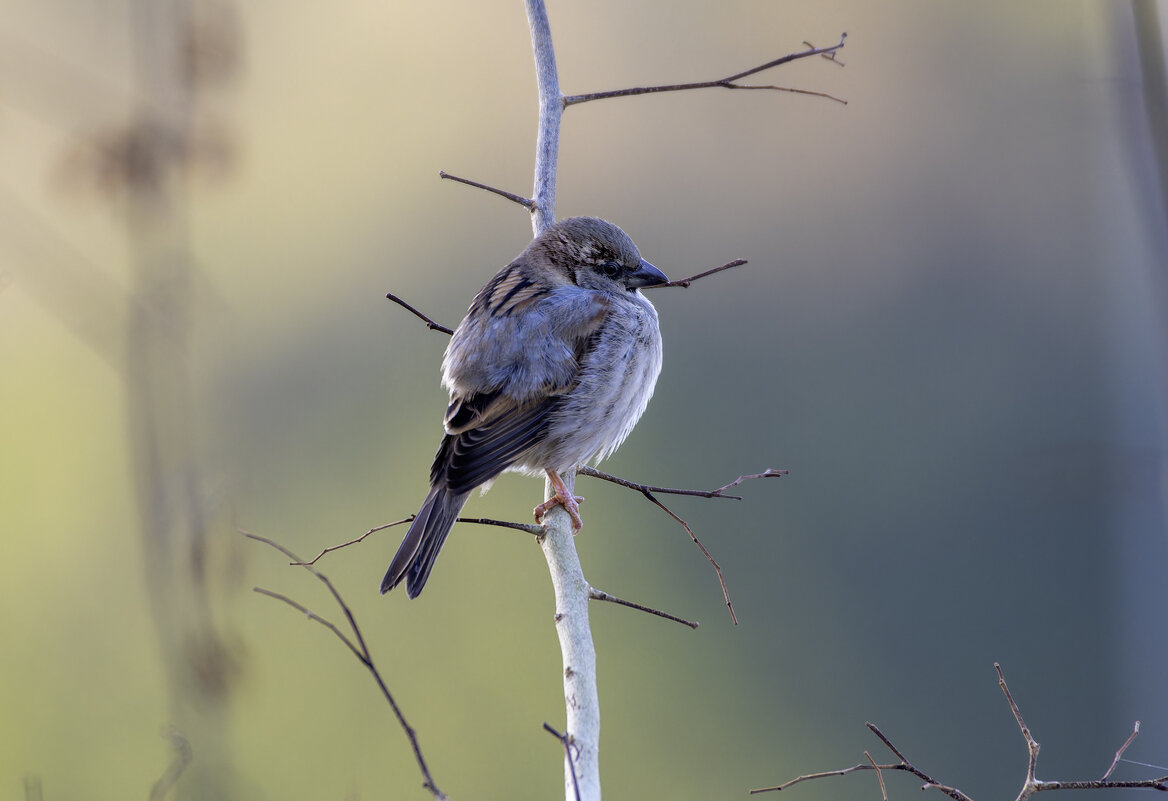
[626,258,669,288]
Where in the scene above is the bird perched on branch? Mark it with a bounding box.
[381,216,667,598]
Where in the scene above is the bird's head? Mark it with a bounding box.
[533,216,668,292]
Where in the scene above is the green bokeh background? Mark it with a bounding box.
[3,2,1167,799]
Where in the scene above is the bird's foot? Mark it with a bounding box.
[534,494,584,533]
[535,470,584,533]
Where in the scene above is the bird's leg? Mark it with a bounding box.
[534,469,584,533]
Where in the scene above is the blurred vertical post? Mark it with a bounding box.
[1093,0,1168,750]
[125,0,240,796]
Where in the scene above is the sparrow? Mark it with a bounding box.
[381,216,667,598]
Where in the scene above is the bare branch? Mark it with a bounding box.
[803,40,847,67]
[577,465,786,501]
[457,516,547,535]
[293,518,414,566]
[385,292,455,336]
[439,170,535,209]
[751,723,970,800]
[577,465,790,626]
[252,587,365,662]
[997,662,1041,801]
[243,531,448,800]
[710,468,790,495]
[639,490,737,625]
[294,515,544,567]
[751,761,909,795]
[755,671,1168,800]
[588,586,699,629]
[865,751,888,801]
[642,259,748,289]
[564,34,847,107]
[1102,722,1142,781]
[543,723,582,801]
[866,721,913,765]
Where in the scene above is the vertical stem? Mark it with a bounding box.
[525,3,600,797]
[525,0,562,234]
[541,474,601,801]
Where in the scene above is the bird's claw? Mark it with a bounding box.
[534,493,584,534]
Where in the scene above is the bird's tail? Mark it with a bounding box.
[380,485,467,598]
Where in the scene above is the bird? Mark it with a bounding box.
[381,216,668,598]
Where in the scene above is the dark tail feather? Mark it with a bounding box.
[380,485,467,598]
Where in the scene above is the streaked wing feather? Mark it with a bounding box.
[442,395,562,495]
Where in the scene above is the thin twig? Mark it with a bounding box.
[750,761,910,795]
[564,34,847,107]
[711,469,790,494]
[997,662,1041,801]
[294,515,545,567]
[751,722,971,801]
[867,721,912,764]
[252,587,364,661]
[385,291,454,335]
[578,465,786,501]
[643,259,748,289]
[865,751,888,801]
[543,723,582,801]
[1102,722,1141,781]
[588,586,699,629]
[293,518,414,566]
[756,673,1168,800]
[640,490,737,625]
[803,40,847,67]
[457,516,547,535]
[1028,778,1168,792]
[578,465,790,626]
[439,170,535,209]
[243,531,448,800]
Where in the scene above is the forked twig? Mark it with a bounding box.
[578,465,785,500]
[243,531,448,801]
[639,490,737,625]
[564,34,848,107]
[753,667,1168,800]
[996,662,1041,801]
[579,466,787,625]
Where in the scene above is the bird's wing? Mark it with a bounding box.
[435,392,562,494]
[434,276,614,492]
[443,266,612,409]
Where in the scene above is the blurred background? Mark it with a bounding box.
[2,1,1167,799]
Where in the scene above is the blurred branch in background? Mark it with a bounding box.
[104,0,243,796]
[751,664,1168,798]
[3,0,245,795]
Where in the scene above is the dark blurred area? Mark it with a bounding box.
[2,2,1166,800]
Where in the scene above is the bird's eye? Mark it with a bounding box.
[600,262,621,279]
